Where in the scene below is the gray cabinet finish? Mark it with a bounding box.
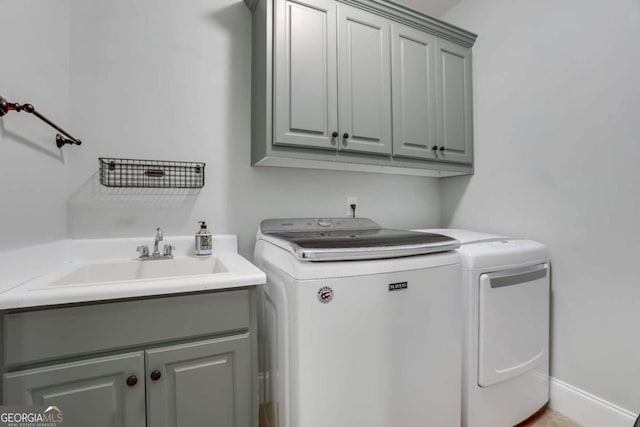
[274,0,338,150]
[391,25,474,165]
[248,0,477,177]
[436,38,473,164]
[4,290,249,368]
[4,352,146,427]
[2,289,259,427]
[391,23,436,160]
[146,335,251,427]
[337,4,392,155]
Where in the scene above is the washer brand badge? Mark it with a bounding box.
[317,286,334,303]
[388,281,408,291]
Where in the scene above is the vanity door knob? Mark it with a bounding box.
[439,146,445,151]
[150,370,162,381]
[331,131,339,138]
[126,375,138,387]
[343,133,350,139]
[431,145,438,150]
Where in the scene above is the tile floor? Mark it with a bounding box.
[258,406,579,427]
[517,407,579,427]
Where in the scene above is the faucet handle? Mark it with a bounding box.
[137,245,149,258]
[163,244,175,257]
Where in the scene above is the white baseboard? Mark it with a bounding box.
[550,377,637,427]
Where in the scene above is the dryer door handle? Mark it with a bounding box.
[484,263,548,288]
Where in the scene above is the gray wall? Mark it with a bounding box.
[65,0,442,258]
[441,0,640,412]
[0,1,70,251]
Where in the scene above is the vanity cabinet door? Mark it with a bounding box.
[391,23,437,160]
[435,38,473,164]
[273,0,339,150]
[3,352,146,427]
[145,334,251,427]
[337,3,392,155]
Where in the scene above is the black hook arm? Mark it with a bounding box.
[0,95,82,148]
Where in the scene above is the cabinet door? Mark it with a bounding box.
[391,23,436,160]
[3,352,146,427]
[435,38,473,164]
[146,334,251,427]
[337,4,392,155]
[274,0,338,150]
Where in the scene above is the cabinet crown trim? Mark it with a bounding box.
[338,0,476,47]
[244,0,477,47]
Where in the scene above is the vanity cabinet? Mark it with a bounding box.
[146,335,251,427]
[1,289,258,427]
[5,353,146,427]
[248,0,477,177]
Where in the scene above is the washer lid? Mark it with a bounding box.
[413,228,509,245]
[259,218,459,261]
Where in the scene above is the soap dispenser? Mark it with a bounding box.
[195,221,213,256]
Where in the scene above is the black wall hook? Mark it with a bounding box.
[0,95,82,148]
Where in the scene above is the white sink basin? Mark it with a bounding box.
[48,256,230,287]
[0,234,266,310]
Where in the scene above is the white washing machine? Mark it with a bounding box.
[254,218,463,427]
[416,229,550,427]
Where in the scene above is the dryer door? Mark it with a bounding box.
[478,263,549,387]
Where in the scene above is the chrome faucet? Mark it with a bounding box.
[153,227,163,256]
[137,227,174,260]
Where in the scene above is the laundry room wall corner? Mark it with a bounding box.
[440,0,640,419]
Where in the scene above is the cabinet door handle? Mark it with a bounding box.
[431,145,438,150]
[343,133,349,139]
[150,370,162,381]
[332,131,339,138]
[439,146,445,151]
[126,375,138,387]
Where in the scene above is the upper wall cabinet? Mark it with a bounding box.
[436,38,473,164]
[273,0,338,150]
[273,0,392,155]
[391,23,436,161]
[247,0,477,177]
[337,4,392,155]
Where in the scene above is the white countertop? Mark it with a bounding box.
[0,235,266,310]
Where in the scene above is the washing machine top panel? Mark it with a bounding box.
[259,218,459,261]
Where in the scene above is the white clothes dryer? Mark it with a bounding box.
[415,229,550,427]
[254,218,463,427]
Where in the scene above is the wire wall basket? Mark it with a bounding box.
[99,158,205,188]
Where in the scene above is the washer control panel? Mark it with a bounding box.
[261,217,380,234]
